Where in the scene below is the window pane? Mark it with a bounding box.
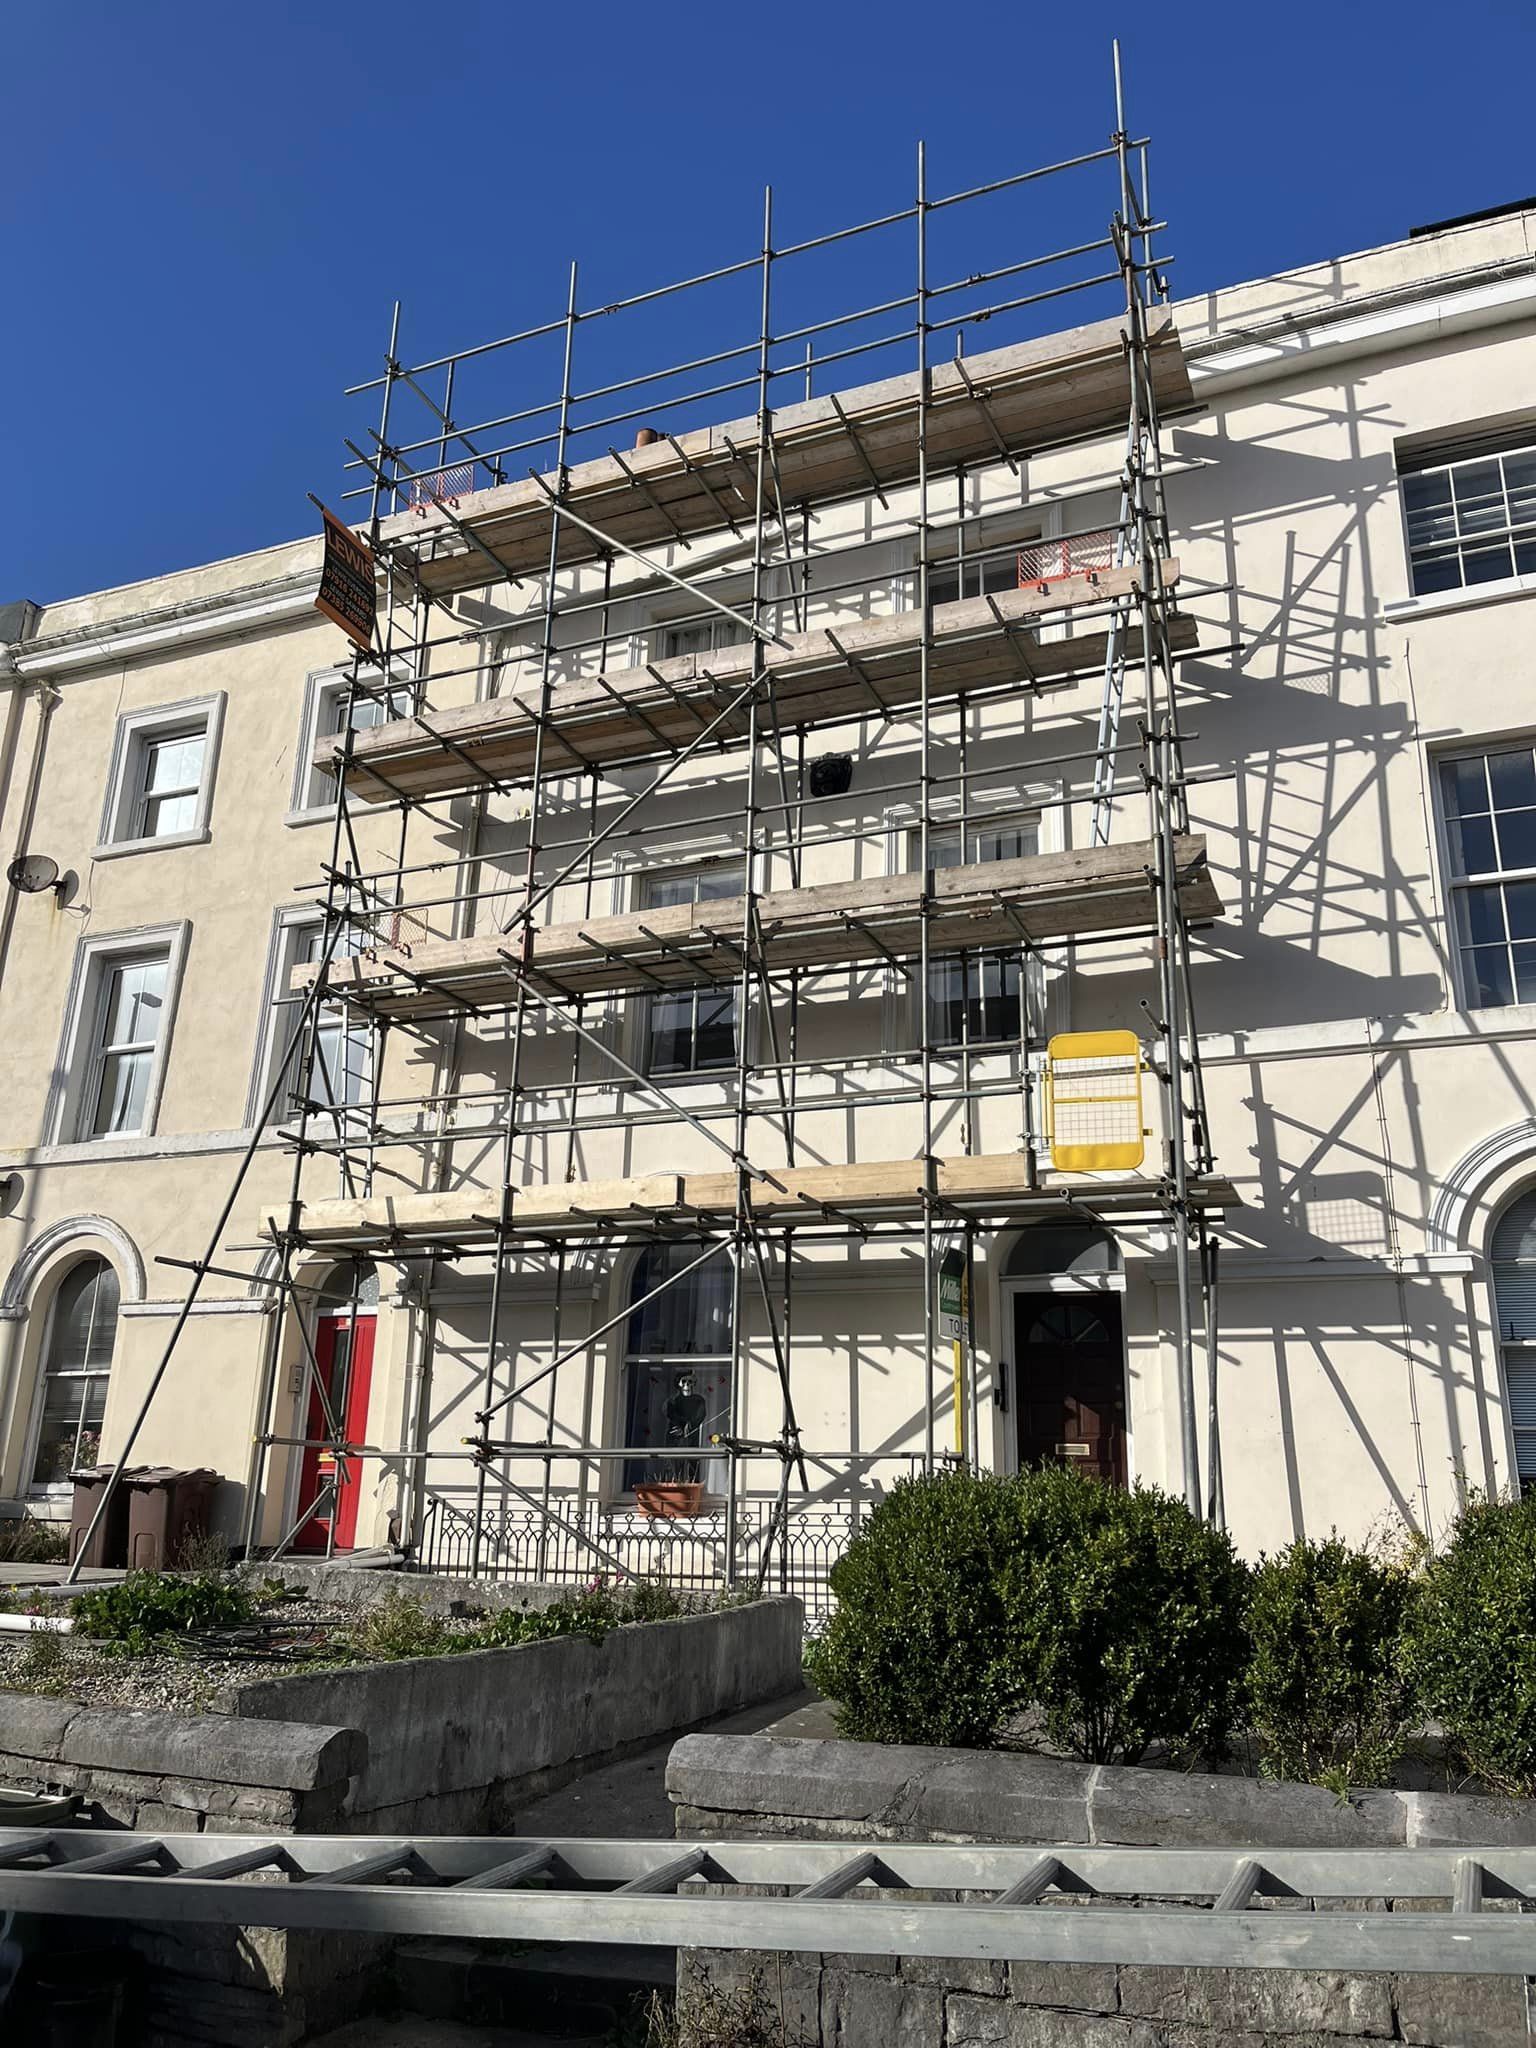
[976,823,1039,863]
[628,1244,732,1355]
[31,1376,107,1486]
[1439,756,1488,819]
[695,868,741,904]
[92,1048,151,1134]
[647,991,696,1073]
[928,564,961,609]
[1489,749,1536,812]
[1452,459,1507,536]
[1506,882,1536,941]
[693,991,736,1068]
[1467,945,1515,1008]
[143,790,198,838]
[1464,539,1515,586]
[102,959,166,1048]
[1402,470,1455,552]
[144,732,204,794]
[49,1261,120,1374]
[1455,886,1507,947]
[312,1020,368,1107]
[1506,451,1536,529]
[1514,943,1536,1004]
[927,830,962,870]
[1496,809,1536,872]
[1411,549,1462,596]
[1446,812,1497,876]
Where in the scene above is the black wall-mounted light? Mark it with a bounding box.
[808,753,853,800]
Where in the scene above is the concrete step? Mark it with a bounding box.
[395,1938,673,2039]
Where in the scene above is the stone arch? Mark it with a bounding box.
[0,1214,146,1319]
[1427,1119,1536,1255]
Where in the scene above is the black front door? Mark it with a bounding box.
[1013,1293,1127,1483]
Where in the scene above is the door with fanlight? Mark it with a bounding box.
[294,1310,376,1552]
[1012,1293,1127,1483]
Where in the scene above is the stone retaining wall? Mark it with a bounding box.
[0,1598,801,2043]
[0,1699,374,2045]
[223,1595,804,1831]
[667,1736,1536,2048]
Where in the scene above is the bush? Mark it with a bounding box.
[1246,1536,1417,1790]
[804,1471,1029,1747]
[344,1588,463,1663]
[809,1469,1249,1760]
[0,1516,68,1566]
[72,1572,256,1655]
[997,1467,1251,1764]
[1402,1491,1536,1795]
[475,1576,690,1650]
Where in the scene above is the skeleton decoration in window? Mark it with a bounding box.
[31,1258,119,1487]
[622,1245,731,1497]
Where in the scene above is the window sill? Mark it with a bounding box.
[285,799,391,829]
[92,827,210,862]
[1383,574,1536,624]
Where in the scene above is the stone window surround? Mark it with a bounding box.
[43,921,191,1148]
[93,692,225,861]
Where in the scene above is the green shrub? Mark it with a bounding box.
[0,1516,69,1566]
[809,1469,1248,1761]
[1402,1491,1536,1795]
[475,1576,689,1650]
[804,1471,1021,1747]
[1246,1536,1417,1790]
[344,1588,464,1663]
[71,1572,256,1655]
[997,1466,1251,1765]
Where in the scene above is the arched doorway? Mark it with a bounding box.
[1003,1225,1127,1483]
[293,1261,378,1552]
[1489,1190,1536,1494]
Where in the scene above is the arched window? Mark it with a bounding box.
[1004,1224,1121,1278]
[622,1245,732,1493]
[1490,1190,1536,1488]
[30,1257,119,1488]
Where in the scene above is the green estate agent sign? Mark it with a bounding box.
[938,1248,968,1342]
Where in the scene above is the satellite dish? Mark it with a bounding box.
[6,854,60,894]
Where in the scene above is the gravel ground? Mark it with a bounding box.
[0,1595,422,1712]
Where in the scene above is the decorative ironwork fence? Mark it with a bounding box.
[416,1492,861,1622]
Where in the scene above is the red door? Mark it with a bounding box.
[295,1313,376,1552]
[1013,1294,1127,1483]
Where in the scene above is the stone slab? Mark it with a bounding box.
[58,1706,364,1792]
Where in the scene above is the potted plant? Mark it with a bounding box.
[633,1456,705,1520]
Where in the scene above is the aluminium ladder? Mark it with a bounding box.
[1,1829,1534,1974]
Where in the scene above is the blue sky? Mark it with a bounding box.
[8,0,1536,607]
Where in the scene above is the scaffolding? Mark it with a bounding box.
[66,46,1237,1594]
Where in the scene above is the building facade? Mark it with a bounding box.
[5,187,1536,1598]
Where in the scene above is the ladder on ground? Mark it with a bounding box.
[2,1829,1534,1973]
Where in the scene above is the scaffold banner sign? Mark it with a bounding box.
[315,507,377,650]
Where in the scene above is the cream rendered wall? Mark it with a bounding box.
[0,554,406,1535]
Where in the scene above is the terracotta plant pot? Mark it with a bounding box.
[633,1481,705,1520]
